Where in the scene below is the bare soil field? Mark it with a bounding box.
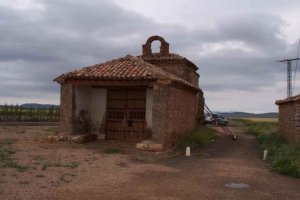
[0,126,299,200]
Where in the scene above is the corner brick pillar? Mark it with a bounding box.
[277,104,284,140]
[197,89,205,125]
[295,102,300,143]
[151,83,169,144]
[59,83,75,135]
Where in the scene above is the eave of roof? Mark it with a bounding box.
[275,94,300,105]
[54,55,199,91]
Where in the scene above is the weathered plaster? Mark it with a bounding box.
[75,86,107,133]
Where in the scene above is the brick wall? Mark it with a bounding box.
[142,35,169,57]
[278,102,300,143]
[295,102,300,143]
[152,84,169,142]
[59,83,75,134]
[152,62,199,87]
[165,86,198,147]
[152,83,198,147]
[141,36,199,88]
[197,90,205,125]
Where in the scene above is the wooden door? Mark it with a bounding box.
[105,89,150,141]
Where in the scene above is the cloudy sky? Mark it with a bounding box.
[1,0,300,113]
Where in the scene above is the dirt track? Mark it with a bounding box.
[0,126,299,200]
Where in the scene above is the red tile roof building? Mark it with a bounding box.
[276,95,300,143]
[55,36,204,149]
[55,55,198,90]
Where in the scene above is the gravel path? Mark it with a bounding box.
[101,132,300,200]
[1,126,299,200]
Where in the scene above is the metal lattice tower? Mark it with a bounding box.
[278,58,300,97]
[287,61,292,97]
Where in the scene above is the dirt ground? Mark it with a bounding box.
[0,126,299,200]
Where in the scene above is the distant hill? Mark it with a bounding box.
[217,112,278,118]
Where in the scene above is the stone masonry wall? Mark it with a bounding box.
[59,83,75,135]
[278,102,298,143]
[152,84,198,148]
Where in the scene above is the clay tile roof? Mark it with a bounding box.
[275,94,300,105]
[54,55,198,90]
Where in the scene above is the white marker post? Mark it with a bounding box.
[186,147,191,157]
[263,150,268,161]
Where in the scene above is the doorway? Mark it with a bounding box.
[105,89,150,141]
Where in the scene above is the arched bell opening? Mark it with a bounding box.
[142,35,169,57]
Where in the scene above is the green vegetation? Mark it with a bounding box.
[36,174,44,178]
[19,180,30,184]
[258,133,300,178]
[64,161,80,169]
[33,155,45,161]
[230,118,278,136]
[0,138,28,172]
[42,161,79,170]
[175,127,216,151]
[59,173,77,183]
[104,147,122,154]
[232,118,300,178]
[42,162,61,170]
[0,138,16,146]
[45,127,59,135]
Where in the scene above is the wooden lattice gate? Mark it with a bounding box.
[105,89,151,141]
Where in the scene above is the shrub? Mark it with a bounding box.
[0,138,28,172]
[104,147,121,154]
[175,127,215,151]
[258,133,300,178]
[0,138,16,147]
[64,161,80,169]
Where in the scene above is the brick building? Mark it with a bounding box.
[54,36,204,148]
[276,94,300,143]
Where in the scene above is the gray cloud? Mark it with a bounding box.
[0,0,299,112]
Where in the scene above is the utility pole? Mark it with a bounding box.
[278,58,300,97]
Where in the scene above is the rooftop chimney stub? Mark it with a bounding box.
[142,35,169,57]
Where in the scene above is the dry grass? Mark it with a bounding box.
[0,125,299,200]
[241,118,278,122]
[229,118,278,136]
